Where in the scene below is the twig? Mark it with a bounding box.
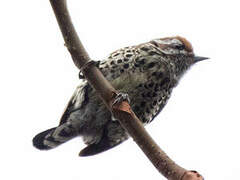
[48,0,204,179]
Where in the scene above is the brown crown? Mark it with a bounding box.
[175,36,193,52]
[160,36,193,52]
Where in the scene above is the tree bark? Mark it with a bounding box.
[48,0,204,179]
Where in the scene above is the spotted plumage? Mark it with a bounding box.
[33,36,207,156]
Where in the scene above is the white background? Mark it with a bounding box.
[0,0,239,179]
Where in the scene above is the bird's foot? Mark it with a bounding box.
[112,92,130,106]
[111,93,131,121]
[79,60,100,79]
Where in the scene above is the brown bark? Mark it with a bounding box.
[48,0,204,179]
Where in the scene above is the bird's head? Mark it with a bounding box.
[150,36,208,78]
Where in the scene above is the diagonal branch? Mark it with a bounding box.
[48,0,204,180]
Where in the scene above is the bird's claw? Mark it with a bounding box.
[79,60,101,79]
[112,92,130,106]
[111,92,130,121]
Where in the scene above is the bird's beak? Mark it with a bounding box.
[194,56,209,63]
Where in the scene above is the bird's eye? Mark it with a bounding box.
[172,43,185,50]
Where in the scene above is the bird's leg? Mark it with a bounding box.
[79,60,101,79]
[112,92,130,106]
[111,92,130,121]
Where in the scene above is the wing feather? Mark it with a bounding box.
[59,81,89,125]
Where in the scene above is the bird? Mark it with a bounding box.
[33,36,207,156]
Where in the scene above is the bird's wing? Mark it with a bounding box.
[98,45,138,82]
[59,45,140,125]
[59,81,90,125]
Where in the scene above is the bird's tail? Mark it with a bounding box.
[33,123,78,150]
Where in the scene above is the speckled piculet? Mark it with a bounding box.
[33,36,207,156]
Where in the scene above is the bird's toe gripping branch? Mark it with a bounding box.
[79,60,100,79]
[112,92,130,106]
[111,92,131,121]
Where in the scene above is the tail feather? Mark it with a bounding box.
[79,122,128,156]
[33,123,78,150]
[33,127,57,150]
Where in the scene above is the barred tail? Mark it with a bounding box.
[33,123,78,150]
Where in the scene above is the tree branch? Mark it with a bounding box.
[48,0,204,179]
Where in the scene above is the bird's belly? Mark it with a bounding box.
[110,74,172,124]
